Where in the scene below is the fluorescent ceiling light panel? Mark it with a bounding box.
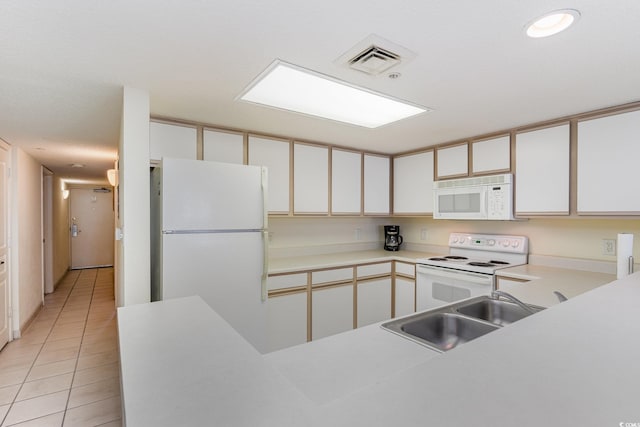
[239,61,430,128]
[526,9,580,38]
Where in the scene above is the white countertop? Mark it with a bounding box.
[268,249,437,274]
[119,272,640,426]
[497,264,615,307]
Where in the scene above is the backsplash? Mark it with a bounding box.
[268,216,639,264]
[395,217,640,263]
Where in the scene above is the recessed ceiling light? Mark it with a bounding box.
[526,9,580,38]
[70,163,85,168]
[238,60,431,128]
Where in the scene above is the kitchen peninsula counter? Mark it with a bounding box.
[497,264,616,307]
[119,272,640,426]
[268,249,437,274]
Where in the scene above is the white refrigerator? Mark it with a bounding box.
[151,157,269,353]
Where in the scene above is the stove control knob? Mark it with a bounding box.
[488,239,496,246]
[451,237,458,243]
[501,239,509,247]
[512,240,520,248]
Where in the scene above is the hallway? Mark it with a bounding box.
[0,268,121,426]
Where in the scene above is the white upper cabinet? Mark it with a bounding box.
[248,136,290,214]
[436,143,468,179]
[515,124,570,215]
[294,143,329,214]
[393,151,434,214]
[363,154,390,214]
[331,149,362,215]
[149,121,198,162]
[472,135,510,174]
[203,129,244,164]
[577,110,640,214]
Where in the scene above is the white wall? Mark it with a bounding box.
[52,176,70,286]
[395,217,640,262]
[116,87,150,307]
[11,148,43,333]
[268,215,640,265]
[269,217,392,257]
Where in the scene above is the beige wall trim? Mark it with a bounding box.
[311,280,354,291]
[356,273,392,284]
[268,286,308,298]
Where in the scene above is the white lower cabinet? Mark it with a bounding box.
[395,277,415,318]
[357,278,391,327]
[267,292,307,353]
[312,285,353,340]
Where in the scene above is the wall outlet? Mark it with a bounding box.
[420,228,428,241]
[602,238,616,256]
[355,228,362,241]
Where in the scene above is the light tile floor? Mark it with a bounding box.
[0,268,122,426]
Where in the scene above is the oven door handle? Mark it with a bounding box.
[416,265,492,285]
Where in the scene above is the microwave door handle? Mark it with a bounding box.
[417,265,492,285]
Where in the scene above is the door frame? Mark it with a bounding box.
[42,168,54,294]
[0,139,12,344]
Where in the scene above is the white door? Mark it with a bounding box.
[70,188,115,269]
[160,158,265,231]
[0,142,10,348]
[161,232,267,353]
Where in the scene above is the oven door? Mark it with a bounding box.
[433,186,487,220]
[416,265,493,311]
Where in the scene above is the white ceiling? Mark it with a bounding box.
[1,1,639,183]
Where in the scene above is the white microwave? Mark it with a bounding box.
[433,173,514,220]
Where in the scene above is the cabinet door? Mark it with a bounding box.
[267,292,307,352]
[363,154,390,214]
[357,278,391,327]
[149,122,198,162]
[203,129,244,164]
[294,143,329,214]
[515,124,570,215]
[436,143,468,179]
[472,135,510,174]
[393,151,434,214]
[248,136,290,214]
[577,110,640,214]
[312,285,353,340]
[331,149,362,214]
[395,277,415,318]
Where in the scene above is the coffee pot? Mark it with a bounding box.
[384,225,403,251]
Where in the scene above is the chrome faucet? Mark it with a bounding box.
[553,291,568,302]
[491,290,536,314]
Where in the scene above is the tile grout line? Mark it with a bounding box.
[61,268,98,427]
[0,270,82,427]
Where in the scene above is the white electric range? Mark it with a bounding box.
[415,233,529,310]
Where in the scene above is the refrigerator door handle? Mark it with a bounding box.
[261,230,269,302]
[261,166,269,302]
[261,167,269,230]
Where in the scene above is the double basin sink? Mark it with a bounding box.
[382,295,544,352]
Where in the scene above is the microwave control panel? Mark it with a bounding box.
[487,184,512,220]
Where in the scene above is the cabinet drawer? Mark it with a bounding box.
[312,268,354,285]
[394,262,415,277]
[357,262,391,278]
[268,273,308,291]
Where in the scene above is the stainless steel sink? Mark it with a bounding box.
[381,294,544,352]
[454,298,542,326]
[392,312,498,352]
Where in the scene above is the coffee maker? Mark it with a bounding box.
[384,225,403,251]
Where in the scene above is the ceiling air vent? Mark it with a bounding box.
[348,45,401,76]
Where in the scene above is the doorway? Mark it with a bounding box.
[0,141,9,349]
[70,187,115,269]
